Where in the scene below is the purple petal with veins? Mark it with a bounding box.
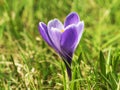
[47,19,63,53]
[64,12,80,27]
[38,22,53,47]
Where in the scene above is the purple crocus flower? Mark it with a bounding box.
[38,12,84,80]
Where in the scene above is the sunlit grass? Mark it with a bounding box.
[0,0,120,89]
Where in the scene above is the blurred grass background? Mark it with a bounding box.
[0,0,120,89]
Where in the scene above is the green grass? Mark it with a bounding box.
[0,0,120,89]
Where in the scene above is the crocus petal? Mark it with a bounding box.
[48,19,64,31]
[47,19,64,53]
[60,24,78,55]
[75,21,84,47]
[38,22,53,47]
[48,27,62,53]
[64,12,80,28]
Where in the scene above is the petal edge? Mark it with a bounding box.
[38,22,53,47]
[64,12,80,27]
